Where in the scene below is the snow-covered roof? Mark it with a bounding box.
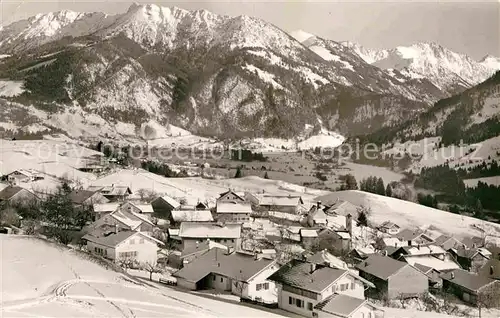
[403,255,460,272]
[403,245,446,256]
[171,210,214,222]
[336,231,351,239]
[258,195,303,207]
[178,222,241,239]
[93,203,120,213]
[382,237,402,247]
[126,203,154,213]
[216,201,252,214]
[300,229,318,238]
[158,195,181,209]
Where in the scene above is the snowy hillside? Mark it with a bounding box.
[316,190,500,242]
[0,235,285,318]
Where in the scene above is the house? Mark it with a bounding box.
[92,203,121,219]
[195,201,208,210]
[394,229,434,246]
[151,195,181,219]
[479,259,500,280]
[306,203,328,227]
[314,293,383,318]
[461,236,485,249]
[434,235,463,251]
[5,169,35,184]
[399,253,461,273]
[450,247,491,273]
[215,201,252,223]
[88,185,132,201]
[322,199,359,218]
[306,250,348,270]
[378,221,401,235]
[257,195,304,214]
[300,229,318,250]
[390,245,447,260]
[178,222,241,250]
[91,208,155,234]
[217,190,245,203]
[316,228,351,253]
[69,190,109,207]
[170,210,214,225]
[413,263,443,289]
[440,269,500,306]
[349,247,376,265]
[356,254,428,299]
[379,237,403,249]
[118,202,154,216]
[0,186,37,205]
[177,240,230,267]
[83,227,163,265]
[173,248,279,304]
[268,259,375,317]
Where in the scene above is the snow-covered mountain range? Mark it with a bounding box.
[340,40,500,95]
[0,5,498,143]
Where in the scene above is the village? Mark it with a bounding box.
[1,155,500,318]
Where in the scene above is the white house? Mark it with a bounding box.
[268,259,375,317]
[6,169,36,184]
[215,201,252,223]
[178,222,242,250]
[91,208,155,234]
[173,248,279,304]
[83,228,164,265]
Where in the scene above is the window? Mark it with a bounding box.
[256,284,262,291]
[220,277,224,283]
[213,275,216,281]
[231,239,235,243]
[119,251,138,258]
[139,238,144,244]
[307,302,313,311]
[263,282,269,290]
[332,284,337,292]
[295,299,304,308]
[289,297,293,305]
[340,284,346,291]
[351,282,355,290]
[130,239,135,244]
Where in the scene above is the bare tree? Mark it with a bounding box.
[118,256,137,270]
[476,284,500,318]
[142,261,164,281]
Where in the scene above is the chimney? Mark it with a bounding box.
[317,201,321,208]
[310,263,316,273]
[417,244,421,250]
[114,224,119,234]
[451,272,455,279]
[384,250,388,257]
[346,214,353,235]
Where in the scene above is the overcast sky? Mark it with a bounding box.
[1,1,499,59]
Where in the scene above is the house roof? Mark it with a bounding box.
[440,269,497,292]
[216,201,252,214]
[218,190,245,201]
[157,195,181,209]
[400,245,447,256]
[300,229,318,238]
[314,293,367,318]
[461,236,484,249]
[335,231,351,239]
[454,247,491,259]
[395,229,428,241]
[402,255,460,272]
[379,221,400,230]
[413,263,433,274]
[171,210,214,222]
[307,250,348,270]
[382,237,402,247]
[108,209,153,230]
[7,169,34,178]
[69,190,98,204]
[178,222,241,239]
[0,186,26,201]
[89,185,131,196]
[125,203,154,213]
[83,228,163,248]
[180,240,229,258]
[356,254,408,280]
[93,203,120,213]
[258,195,303,207]
[173,248,275,283]
[268,259,348,293]
[434,235,462,250]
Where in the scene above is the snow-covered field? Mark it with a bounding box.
[0,235,285,318]
[464,176,500,187]
[91,169,328,206]
[317,190,500,241]
[0,140,102,191]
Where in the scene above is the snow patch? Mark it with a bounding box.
[0,80,24,97]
